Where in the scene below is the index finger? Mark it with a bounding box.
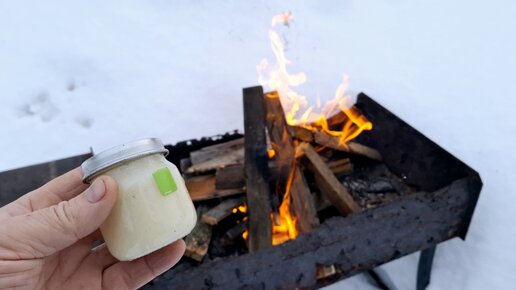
[6,167,88,215]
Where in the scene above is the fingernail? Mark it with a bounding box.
[85,179,106,203]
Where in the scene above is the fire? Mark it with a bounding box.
[257,13,373,146]
[272,164,298,245]
[242,13,373,247]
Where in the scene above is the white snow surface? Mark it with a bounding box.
[1,1,515,289]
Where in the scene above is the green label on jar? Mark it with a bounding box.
[153,167,177,196]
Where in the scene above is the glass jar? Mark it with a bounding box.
[81,138,197,261]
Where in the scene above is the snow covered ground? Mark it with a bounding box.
[1,0,515,289]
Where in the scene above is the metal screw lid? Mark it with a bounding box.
[81,138,169,183]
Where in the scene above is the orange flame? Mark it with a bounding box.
[239,151,299,245]
[257,13,373,146]
[272,163,298,245]
[244,13,373,247]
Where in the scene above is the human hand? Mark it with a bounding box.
[0,168,185,289]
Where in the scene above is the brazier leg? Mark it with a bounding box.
[416,245,437,290]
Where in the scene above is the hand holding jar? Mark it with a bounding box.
[0,138,193,289]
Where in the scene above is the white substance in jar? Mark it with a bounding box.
[82,139,197,261]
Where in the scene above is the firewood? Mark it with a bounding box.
[186,147,244,173]
[201,196,246,225]
[243,86,272,251]
[313,192,332,212]
[289,165,320,231]
[185,205,213,262]
[186,175,244,201]
[215,162,285,192]
[215,164,246,190]
[313,131,382,161]
[179,158,192,173]
[265,91,319,234]
[316,264,337,280]
[326,111,347,127]
[298,143,361,214]
[190,138,244,165]
[327,158,353,176]
[288,125,314,142]
[225,221,247,240]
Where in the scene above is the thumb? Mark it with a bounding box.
[5,176,118,259]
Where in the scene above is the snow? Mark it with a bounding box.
[1,0,515,289]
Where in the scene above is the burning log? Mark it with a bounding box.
[186,175,244,201]
[288,125,314,142]
[289,124,382,162]
[201,196,246,225]
[185,205,213,262]
[265,91,319,234]
[289,165,320,231]
[243,86,272,251]
[313,131,382,161]
[297,143,361,215]
[212,160,348,191]
[215,163,246,190]
[186,138,245,173]
[225,221,247,240]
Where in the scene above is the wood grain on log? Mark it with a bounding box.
[190,138,244,165]
[243,86,272,251]
[313,131,382,161]
[298,142,361,214]
[327,158,353,176]
[215,163,246,190]
[186,175,244,201]
[186,147,244,173]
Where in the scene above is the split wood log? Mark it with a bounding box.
[243,86,272,251]
[185,205,213,262]
[215,164,246,190]
[225,221,247,240]
[265,91,319,234]
[186,175,244,201]
[289,165,320,230]
[190,138,244,165]
[186,146,244,173]
[289,125,382,162]
[327,158,353,176]
[313,131,383,161]
[201,196,246,225]
[288,125,314,142]
[297,142,361,215]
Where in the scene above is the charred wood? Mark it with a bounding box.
[243,86,272,251]
[201,196,246,225]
